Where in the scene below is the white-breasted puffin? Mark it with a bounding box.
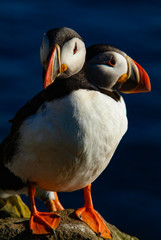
[40,29,150,238]
[74,43,151,238]
[0,27,87,234]
[0,27,151,239]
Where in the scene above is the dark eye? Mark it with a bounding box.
[108,57,116,67]
[73,42,78,54]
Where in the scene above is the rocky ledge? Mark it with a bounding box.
[0,197,139,240]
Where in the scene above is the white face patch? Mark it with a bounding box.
[61,37,86,76]
[40,34,86,78]
[87,51,128,89]
[109,51,128,79]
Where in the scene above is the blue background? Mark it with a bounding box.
[0,1,161,239]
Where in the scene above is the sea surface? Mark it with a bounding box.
[0,1,161,239]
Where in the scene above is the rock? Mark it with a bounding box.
[0,209,138,240]
[0,196,30,218]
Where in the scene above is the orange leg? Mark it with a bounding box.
[45,192,64,212]
[28,184,60,234]
[54,192,64,210]
[75,184,111,239]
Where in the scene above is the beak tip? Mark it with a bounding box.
[146,74,151,92]
[137,65,151,93]
[127,59,151,94]
[146,81,151,92]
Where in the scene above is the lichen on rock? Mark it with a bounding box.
[0,195,30,218]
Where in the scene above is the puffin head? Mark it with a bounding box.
[40,27,86,89]
[86,44,151,93]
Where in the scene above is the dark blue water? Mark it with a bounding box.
[0,1,161,239]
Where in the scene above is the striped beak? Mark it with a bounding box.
[44,44,67,89]
[118,56,151,93]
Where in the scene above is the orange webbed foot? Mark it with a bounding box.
[75,184,111,239]
[28,184,60,234]
[30,210,60,234]
[75,206,111,239]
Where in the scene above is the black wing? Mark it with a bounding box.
[0,80,65,166]
[0,89,46,167]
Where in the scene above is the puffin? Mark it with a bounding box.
[74,43,151,237]
[0,27,86,234]
[0,26,151,239]
[39,28,150,238]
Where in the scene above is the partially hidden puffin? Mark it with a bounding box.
[0,27,86,234]
[0,27,151,239]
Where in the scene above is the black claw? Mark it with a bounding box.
[97,232,101,237]
[51,228,55,234]
[55,213,60,217]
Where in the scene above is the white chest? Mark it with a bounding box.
[9,90,127,192]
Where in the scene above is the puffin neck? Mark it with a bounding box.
[98,88,121,102]
[43,69,99,102]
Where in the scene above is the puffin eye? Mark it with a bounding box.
[108,57,116,67]
[73,42,78,54]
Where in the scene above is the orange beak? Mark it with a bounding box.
[118,57,151,93]
[44,44,67,89]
